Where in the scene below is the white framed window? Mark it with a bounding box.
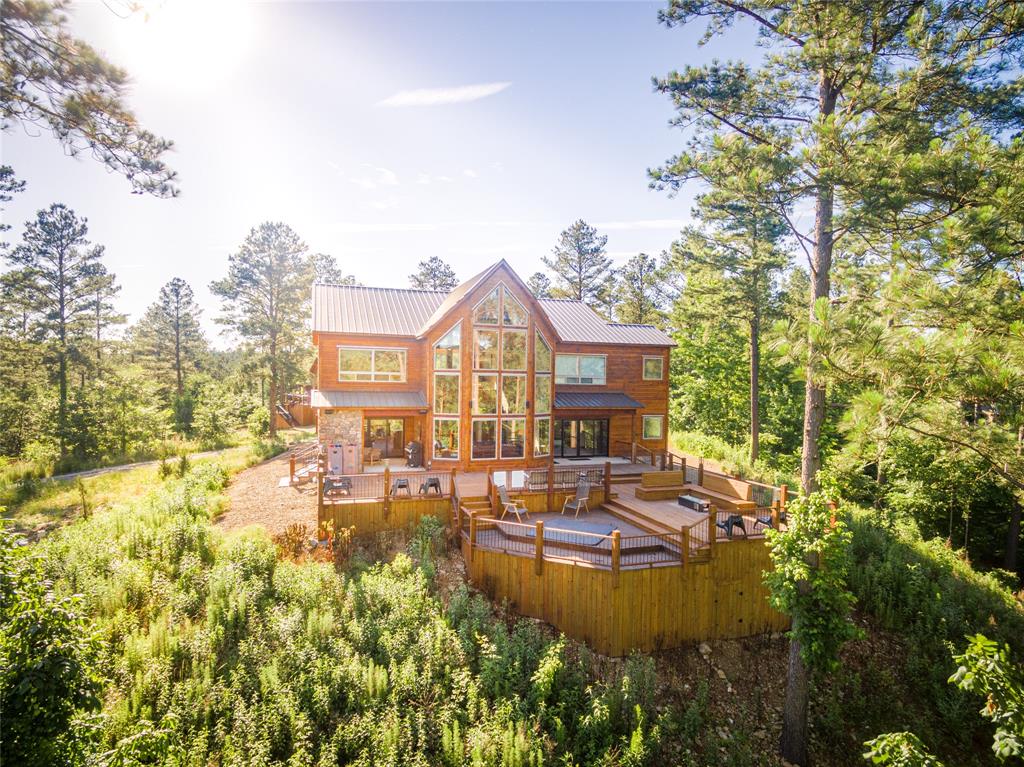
[338,347,407,382]
[433,373,459,414]
[472,418,497,460]
[433,418,459,460]
[472,288,500,325]
[642,415,664,440]
[473,374,498,415]
[433,322,461,370]
[535,331,551,372]
[501,418,526,459]
[534,374,551,415]
[555,354,607,385]
[533,416,551,457]
[501,374,527,415]
[642,356,664,381]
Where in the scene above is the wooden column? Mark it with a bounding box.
[668,452,674,471]
[611,530,621,587]
[547,456,555,512]
[708,505,717,555]
[697,458,705,486]
[603,461,612,502]
[469,512,478,562]
[771,500,781,530]
[534,521,544,576]
[316,469,325,533]
[383,466,391,516]
[631,441,638,464]
[680,457,686,482]
[780,483,789,512]
[681,526,690,566]
[289,454,296,483]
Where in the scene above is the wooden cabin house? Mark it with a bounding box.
[309,260,674,473]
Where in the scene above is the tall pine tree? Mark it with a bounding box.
[543,220,614,307]
[615,253,667,325]
[409,256,458,291]
[6,204,109,457]
[210,223,313,438]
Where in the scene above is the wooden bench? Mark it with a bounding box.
[682,473,757,511]
[633,470,687,501]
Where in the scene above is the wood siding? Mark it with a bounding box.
[313,263,671,471]
[464,537,788,656]
[320,497,450,538]
[554,343,670,453]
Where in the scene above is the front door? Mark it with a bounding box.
[555,419,609,458]
[364,418,405,458]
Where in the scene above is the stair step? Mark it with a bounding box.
[600,499,669,535]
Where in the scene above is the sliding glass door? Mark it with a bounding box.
[554,419,609,458]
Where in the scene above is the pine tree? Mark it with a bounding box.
[651,3,1024,762]
[210,223,313,438]
[86,261,124,375]
[674,196,788,462]
[526,272,552,298]
[2,1,177,196]
[543,220,614,306]
[6,204,109,457]
[132,278,207,428]
[312,253,358,285]
[616,253,667,326]
[409,256,458,291]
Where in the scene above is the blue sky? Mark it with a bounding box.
[2,1,761,339]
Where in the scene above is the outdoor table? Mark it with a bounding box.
[391,478,411,495]
[324,477,352,498]
[419,477,442,495]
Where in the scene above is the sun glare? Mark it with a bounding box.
[110,0,256,91]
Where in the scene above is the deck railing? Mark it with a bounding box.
[320,466,455,503]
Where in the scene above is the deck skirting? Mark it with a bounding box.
[462,535,788,656]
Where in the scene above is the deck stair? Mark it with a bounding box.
[287,442,322,486]
[599,497,672,535]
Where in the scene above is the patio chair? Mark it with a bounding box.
[753,510,787,531]
[561,477,591,518]
[497,485,529,523]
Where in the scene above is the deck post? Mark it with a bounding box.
[771,500,781,530]
[289,454,296,483]
[697,458,705,487]
[547,457,555,512]
[708,505,717,556]
[680,456,686,481]
[631,442,638,464]
[611,530,621,587]
[316,469,325,530]
[450,467,457,494]
[780,483,789,512]
[681,526,689,566]
[469,512,478,562]
[535,521,544,576]
[668,452,674,471]
[603,461,612,502]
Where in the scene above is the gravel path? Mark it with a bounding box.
[217,450,318,537]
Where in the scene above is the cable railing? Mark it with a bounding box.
[320,468,454,503]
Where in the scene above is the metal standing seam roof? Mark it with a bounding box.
[538,299,674,346]
[312,284,445,336]
[554,391,645,409]
[311,265,675,347]
[310,389,428,409]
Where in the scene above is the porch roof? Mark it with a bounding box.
[310,389,428,409]
[554,391,644,410]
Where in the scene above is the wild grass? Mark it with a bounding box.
[27,462,665,766]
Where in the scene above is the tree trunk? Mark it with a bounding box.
[174,301,183,397]
[58,255,68,459]
[1006,501,1021,573]
[799,77,837,495]
[268,335,278,439]
[750,312,760,464]
[781,633,810,766]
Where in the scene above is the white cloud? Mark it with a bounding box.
[462,168,478,178]
[594,219,688,231]
[348,164,399,190]
[376,82,511,108]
